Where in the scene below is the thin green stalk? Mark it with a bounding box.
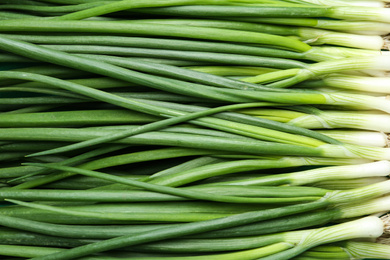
[148,156,223,180]
[131,19,385,50]
[5,200,234,222]
[0,109,159,127]
[0,127,329,157]
[52,0,302,20]
[64,53,286,90]
[0,105,58,115]
[0,243,293,260]
[132,5,390,23]
[282,0,385,7]
[245,56,390,89]
[0,228,90,248]
[242,68,300,84]
[0,2,103,14]
[144,157,332,187]
[0,10,39,20]
[0,96,86,106]
[187,66,278,76]
[0,142,64,152]
[71,48,307,70]
[0,244,62,259]
[11,147,220,189]
[235,17,390,35]
[0,86,85,99]
[0,165,44,179]
[0,20,311,52]
[0,34,311,61]
[4,186,323,203]
[36,0,111,3]
[7,144,127,186]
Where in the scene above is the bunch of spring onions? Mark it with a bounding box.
[0,0,389,259]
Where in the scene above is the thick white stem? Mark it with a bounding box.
[290,160,390,185]
[289,111,390,132]
[299,28,384,50]
[320,143,390,160]
[323,74,390,94]
[330,6,390,23]
[323,93,390,114]
[339,195,390,218]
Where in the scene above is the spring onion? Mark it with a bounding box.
[0,1,389,259]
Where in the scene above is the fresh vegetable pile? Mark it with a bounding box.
[0,0,390,259]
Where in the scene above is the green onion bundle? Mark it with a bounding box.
[0,0,389,259]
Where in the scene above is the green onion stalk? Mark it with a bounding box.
[288,110,390,132]
[282,0,387,7]
[233,17,390,35]
[1,127,390,160]
[130,5,390,23]
[0,20,311,52]
[243,56,390,87]
[196,160,390,187]
[308,177,389,190]
[64,48,308,70]
[238,107,390,132]
[299,73,390,94]
[143,158,387,187]
[130,19,387,50]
